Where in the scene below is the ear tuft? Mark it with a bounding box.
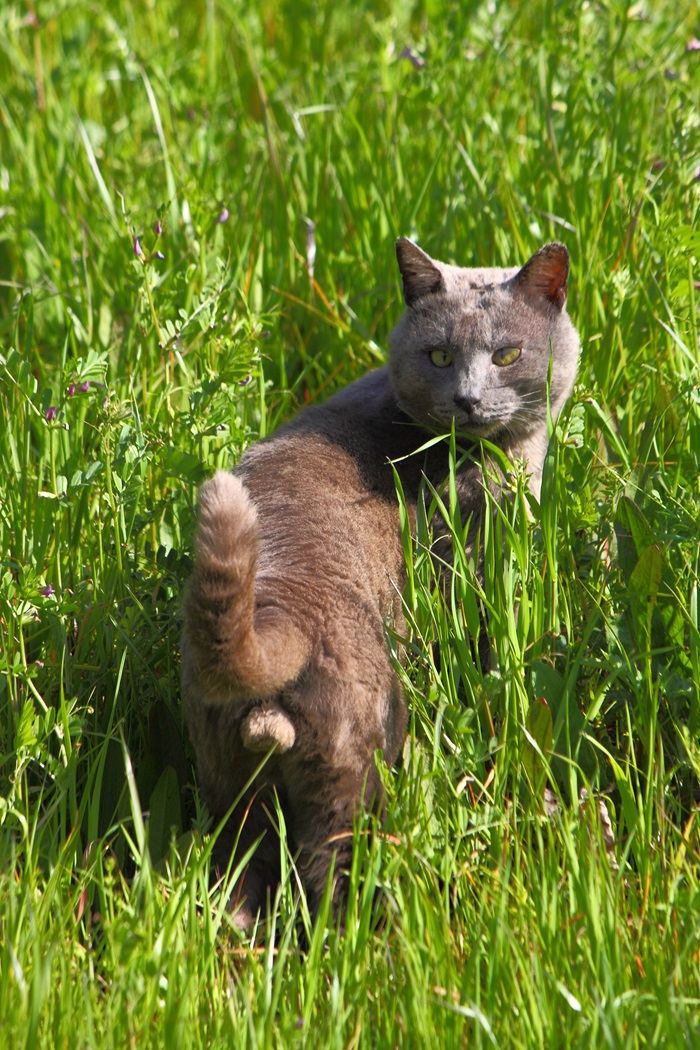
[514,242,569,310]
[395,238,445,306]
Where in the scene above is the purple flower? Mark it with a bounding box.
[134,236,144,257]
[79,381,90,393]
[153,250,165,260]
[216,208,229,224]
[40,583,54,597]
[686,38,700,51]
[400,46,426,70]
[45,406,57,421]
[154,220,163,236]
[67,383,76,397]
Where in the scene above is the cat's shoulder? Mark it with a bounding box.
[238,365,417,486]
[269,367,398,441]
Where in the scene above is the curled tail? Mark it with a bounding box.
[185,471,307,751]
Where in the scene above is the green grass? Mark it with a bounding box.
[1,0,700,1045]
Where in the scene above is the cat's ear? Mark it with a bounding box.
[395,238,445,306]
[513,242,569,310]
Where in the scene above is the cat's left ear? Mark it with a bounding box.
[395,238,445,306]
[513,242,569,310]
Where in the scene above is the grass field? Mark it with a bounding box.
[2,0,700,1045]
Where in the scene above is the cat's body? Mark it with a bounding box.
[181,240,580,928]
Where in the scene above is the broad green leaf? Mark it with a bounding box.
[628,543,663,652]
[147,765,183,863]
[523,696,553,798]
[615,496,656,583]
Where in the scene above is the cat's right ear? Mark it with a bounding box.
[512,242,569,311]
[395,238,445,306]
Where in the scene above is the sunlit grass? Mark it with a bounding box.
[1,0,700,1045]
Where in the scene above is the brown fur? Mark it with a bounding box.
[181,240,580,927]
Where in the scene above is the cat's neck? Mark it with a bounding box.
[502,427,549,498]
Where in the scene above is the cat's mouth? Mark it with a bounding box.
[420,407,501,439]
[456,417,498,437]
[406,402,505,441]
[450,410,503,439]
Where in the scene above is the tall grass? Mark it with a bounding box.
[1,0,700,1045]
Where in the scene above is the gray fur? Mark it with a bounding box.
[181,240,580,927]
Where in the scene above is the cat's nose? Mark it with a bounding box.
[454,394,480,416]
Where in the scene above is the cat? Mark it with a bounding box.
[181,238,580,929]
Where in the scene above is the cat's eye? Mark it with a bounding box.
[429,348,453,368]
[492,346,522,367]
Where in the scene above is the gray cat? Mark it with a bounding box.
[181,239,580,928]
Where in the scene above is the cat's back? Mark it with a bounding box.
[239,366,406,493]
[237,365,436,516]
[234,367,415,616]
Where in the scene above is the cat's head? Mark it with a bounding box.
[388,240,580,446]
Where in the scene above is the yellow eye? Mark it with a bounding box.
[429,348,453,368]
[492,346,522,367]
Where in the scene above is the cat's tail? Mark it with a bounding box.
[185,471,308,750]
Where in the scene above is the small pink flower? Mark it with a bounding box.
[216,208,229,224]
[134,236,144,257]
[40,583,54,597]
[154,220,163,236]
[67,383,76,397]
[46,406,57,421]
[79,381,90,393]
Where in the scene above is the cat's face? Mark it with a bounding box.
[388,240,580,444]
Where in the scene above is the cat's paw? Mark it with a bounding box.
[241,701,296,753]
[231,901,256,932]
